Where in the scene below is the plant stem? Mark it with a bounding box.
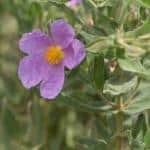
[44,101,50,150]
[116,98,124,150]
[116,111,123,150]
[144,111,150,131]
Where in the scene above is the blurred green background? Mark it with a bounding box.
[0,0,150,150]
[0,1,90,149]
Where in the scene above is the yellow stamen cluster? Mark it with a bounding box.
[44,46,64,65]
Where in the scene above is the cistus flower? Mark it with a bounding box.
[18,19,86,99]
[66,0,82,8]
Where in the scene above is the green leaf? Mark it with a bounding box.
[0,104,23,139]
[48,0,64,4]
[57,94,111,112]
[126,20,150,37]
[95,120,110,142]
[131,139,145,150]
[79,31,100,44]
[137,0,150,8]
[48,0,83,24]
[125,87,150,114]
[87,39,108,53]
[93,54,105,90]
[112,0,129,24]
[29,2,42,18]
[0,101,23,150]
[144,131,150,147]
[118,58,150,80]
[104,77,138,96]
[77,137,107,150]
[31,97,45,145]
[132,114,145,138]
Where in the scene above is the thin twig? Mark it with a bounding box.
[116,97,124,150]
[97,91,115,107]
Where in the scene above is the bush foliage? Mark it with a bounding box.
[0,0,150,149]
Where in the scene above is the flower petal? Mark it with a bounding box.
[40,64,64,99]
[19,29,52,54]
[66,0,82,6]
[64,39,86,69]
[18,54,46,88]
[51,19,75,48]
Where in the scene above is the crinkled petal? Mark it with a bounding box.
[18,54,46,88]
[51,19,75,48]
[40,64,64,99]
[64,39,86,69]
[66,0,82,6]
[19,29,52,54]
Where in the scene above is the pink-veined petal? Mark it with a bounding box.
[51,19,75,48]
[64,39,86,70]
[66,0,82,7]
[40,64,65,99]
[18,54,47,88]
[19,29,52,54]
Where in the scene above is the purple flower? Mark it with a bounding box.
[18,19,86,99]
[66,0,82,7]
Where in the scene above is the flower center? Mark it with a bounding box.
[44,46,64,64]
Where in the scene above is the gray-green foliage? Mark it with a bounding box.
[0,0,150,149]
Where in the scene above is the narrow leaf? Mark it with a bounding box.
[93,54,105,90]
[118,58,150,80]
[57,94,111,112]
[126,20,150,37]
